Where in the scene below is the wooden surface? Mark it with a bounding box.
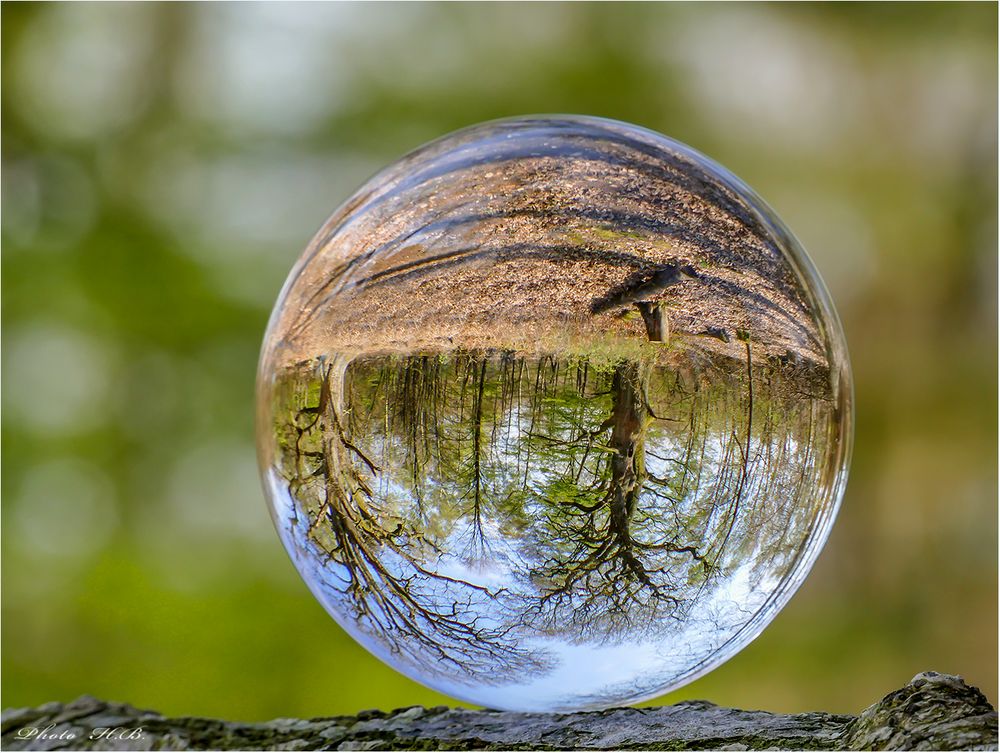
[2,671,995,751]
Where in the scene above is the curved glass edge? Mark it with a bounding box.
[253,113,856,712]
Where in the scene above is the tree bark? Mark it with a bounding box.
[634,301,669,343]
[2,671,995,751]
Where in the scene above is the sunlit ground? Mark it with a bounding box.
[2,2,996,720]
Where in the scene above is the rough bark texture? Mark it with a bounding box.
[2,672,995,751]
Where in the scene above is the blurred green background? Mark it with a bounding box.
[2,2,996,720]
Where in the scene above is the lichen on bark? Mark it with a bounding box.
[2,672,995,751]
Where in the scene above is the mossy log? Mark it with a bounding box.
[2,672,995,751]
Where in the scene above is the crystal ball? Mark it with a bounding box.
[256,116,852,711]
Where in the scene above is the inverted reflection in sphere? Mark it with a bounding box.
[256,116,852,711]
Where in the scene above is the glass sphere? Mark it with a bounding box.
[256,116,852,711]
